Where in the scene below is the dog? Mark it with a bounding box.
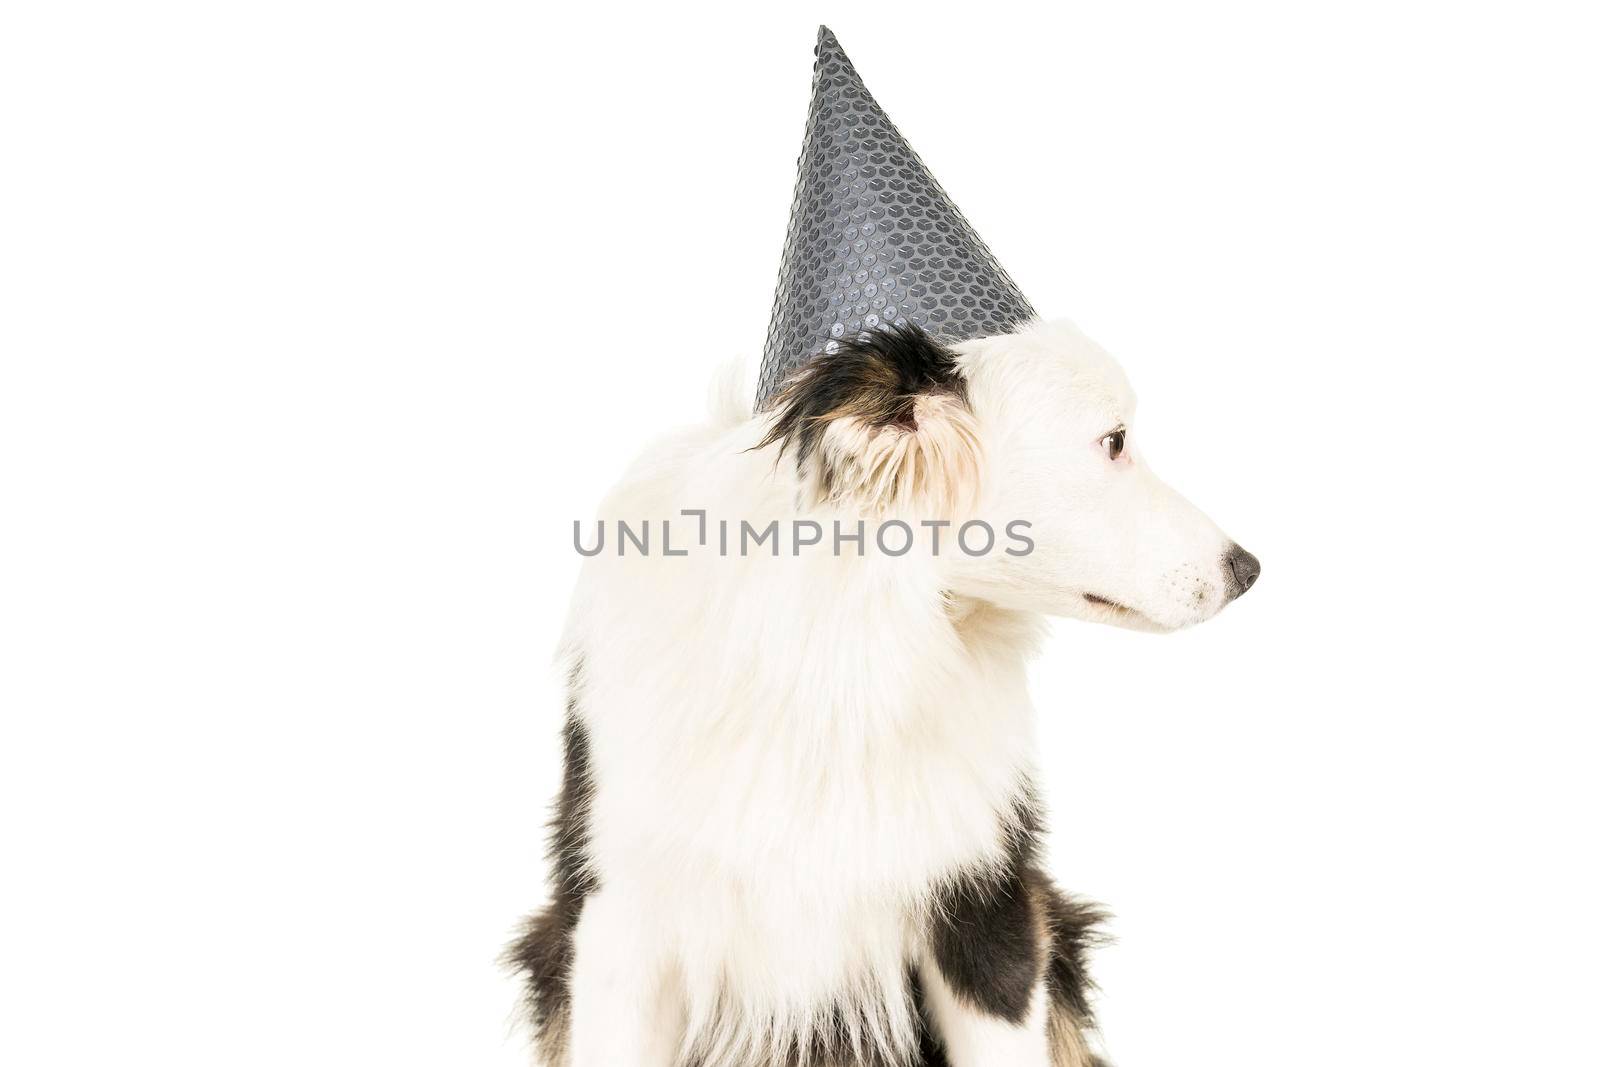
[508,318,1260,1066]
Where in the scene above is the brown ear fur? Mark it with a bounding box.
[758,325,981,514]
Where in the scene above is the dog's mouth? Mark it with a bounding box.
[1083,592,1131,613]
[1082,592,1165,631]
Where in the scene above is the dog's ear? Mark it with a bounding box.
[757,325,980,514]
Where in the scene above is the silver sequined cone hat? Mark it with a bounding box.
[756,26,1037,407]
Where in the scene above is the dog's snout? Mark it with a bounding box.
[1224,545,1261,600]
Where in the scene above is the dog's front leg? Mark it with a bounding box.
[567,888,681,1066]
[920,865,1062,1067]
[921,952,1055,1067]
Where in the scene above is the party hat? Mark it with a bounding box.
[756,27,1037,407]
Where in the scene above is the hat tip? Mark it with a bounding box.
[817,25,837,46]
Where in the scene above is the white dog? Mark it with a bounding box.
[509,319,1260,1067]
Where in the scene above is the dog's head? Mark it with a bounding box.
[951,320,1258,630]
[760,319,1258,631]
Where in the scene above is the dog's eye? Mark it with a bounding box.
[1100,428,1126,461]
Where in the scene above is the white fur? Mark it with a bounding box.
[555,320,1244,1065]
[921,962,1054,1067]
[944,321,1236,631]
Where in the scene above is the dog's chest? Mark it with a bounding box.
[587,644,1037,904]
[585,656,1038,1057]
[571,579,1043,1058]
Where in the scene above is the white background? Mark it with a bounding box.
[3,3,1597,1065]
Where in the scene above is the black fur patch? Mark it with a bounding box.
[927,794,1045,1023]
[931,863,1041,1022]
[927,790,1106,1030]
[756,324,968,472]
[502,662,597,1038]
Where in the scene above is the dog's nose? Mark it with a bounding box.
[1225,545,1261,600]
